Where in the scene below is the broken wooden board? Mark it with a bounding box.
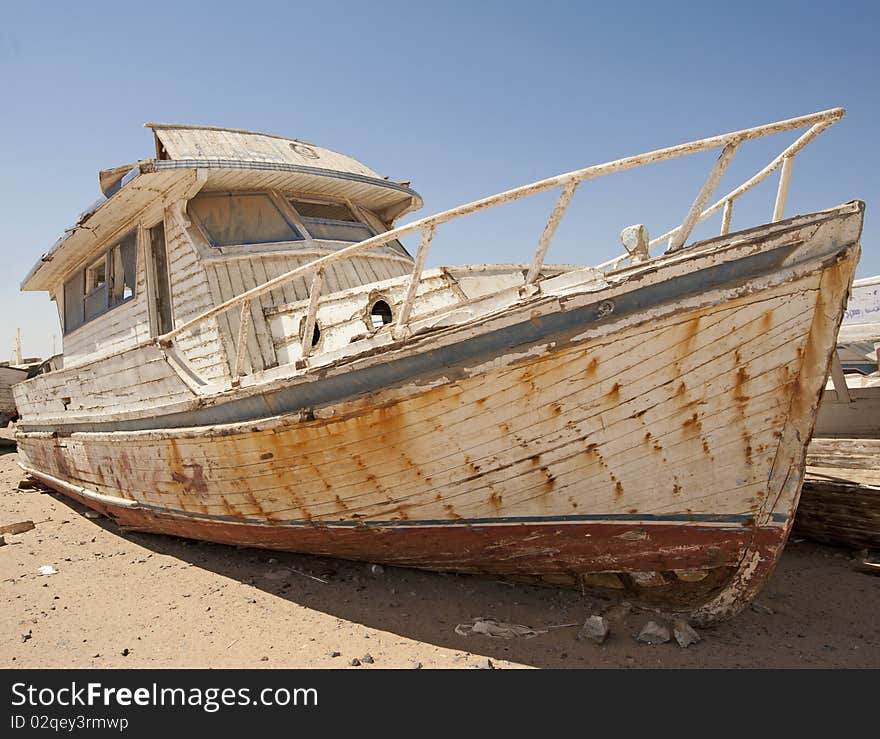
[793,438,880,549]
[0,520,36,535]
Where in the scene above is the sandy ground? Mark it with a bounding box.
[1,431,878,669]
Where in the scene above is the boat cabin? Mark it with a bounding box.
[21,124,426,383]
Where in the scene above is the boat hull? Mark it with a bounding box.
[1,365,28,427]
[16,206,862,622]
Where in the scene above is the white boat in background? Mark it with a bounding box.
[815,275,880,438]
[11,108,862,624]
[0,364,29,427]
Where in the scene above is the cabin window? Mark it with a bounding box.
[360,208,411,258]
[83,256,109,321]
[86,258,107,292]
[62,230,138,334]
[110,232,138,304]
[289,199,374,243]
[189,193,302,247]
[63,270,85,334]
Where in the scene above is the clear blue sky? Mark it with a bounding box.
[1,0,877,360]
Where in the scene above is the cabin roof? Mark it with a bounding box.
[22,124,422,293]
[145,123,392,180]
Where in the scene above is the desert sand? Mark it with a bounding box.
[2,430,877,669]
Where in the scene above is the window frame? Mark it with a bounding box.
[287,196,376,244]
[188,191,305,249]
[85,256,107,295]
[61,229,139,336]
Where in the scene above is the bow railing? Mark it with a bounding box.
[155,107,845,379]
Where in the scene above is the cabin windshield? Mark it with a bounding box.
[188,191,410,257]
[189,193,302,247]
[289,199,373,243]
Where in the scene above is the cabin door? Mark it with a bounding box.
[148,222,174,336]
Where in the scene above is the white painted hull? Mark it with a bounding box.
[0,366,28,426]
[14,203,863,622]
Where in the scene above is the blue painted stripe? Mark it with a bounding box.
[141,503,788,528]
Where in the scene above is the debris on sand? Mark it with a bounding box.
[455,617,545,639]
[577,615,610,644]
[0,520,35,535]
[37,565,58,576]
[473,658,494,670]
[455,616,578,639]
[637,620,671,645]
[361,654,374,664]
[16,478,46,492]
[290,567,329,584]
[603,601,633,623]
[853,549,880,576]
[672,619,701,648]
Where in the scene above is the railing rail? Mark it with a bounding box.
[155,107,845,379]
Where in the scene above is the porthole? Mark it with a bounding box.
[369,299,394,329]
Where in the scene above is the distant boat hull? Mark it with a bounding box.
[0,365,28,427]
[16,204,863,623]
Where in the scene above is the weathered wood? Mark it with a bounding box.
[525,181,578,284]
[815,375,880,437]
[721,199,733,235]
[394,226,435,337]
[15,206,862,624]
[772,155,794,222]
[300,269,325,360]
[11,112,859,625]
[0,366,29,423]
[231,301,251,379]
[667,141,739,252]
[794,438,880,549]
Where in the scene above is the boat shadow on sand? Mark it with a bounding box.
[37,487,880,668]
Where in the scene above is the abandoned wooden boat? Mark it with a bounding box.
[799,277,879,549]
[815,275,880,437]
[795,438,880,550]
[13,109,862,623]
[0,364,29,427]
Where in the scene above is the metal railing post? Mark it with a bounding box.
[720,199,733,235]
[668,141,739,252]
[772,155,794,222]
[300,268,325,360]
[231,299,251,381]
[393,226,435,339]
[525,181,579,285]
